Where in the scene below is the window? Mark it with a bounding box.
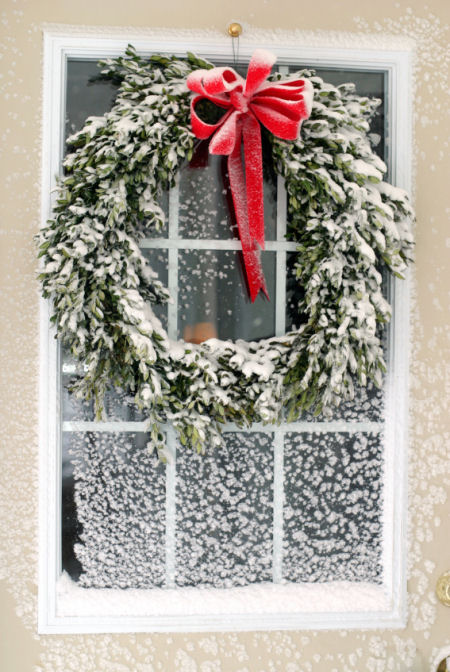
[39,32,411,633]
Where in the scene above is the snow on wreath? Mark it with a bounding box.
[37,46,414,457]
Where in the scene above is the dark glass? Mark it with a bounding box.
[290,66,386,164]
[178,249,276,342]
[65,59,118,139]
[142,248,169,331]
[179,143,277,241]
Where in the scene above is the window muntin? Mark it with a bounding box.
[39,36,410,633]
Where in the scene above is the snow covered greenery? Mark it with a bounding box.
[37,46,414,456]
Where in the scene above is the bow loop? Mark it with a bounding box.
[243,49,277,97]
[209,110,240,155]
[202,66,245,96]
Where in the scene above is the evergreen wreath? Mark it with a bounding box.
[37,46,414,456]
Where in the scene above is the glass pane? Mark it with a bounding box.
[178,142,277,241]
[62,432,166,588]
[286,251,305,332]
[66,59,169,239]
[290,66,386,162]
[285,249,387,423]
[65,59,118,138]
[142,248,169,330]
[178,249,276,341]
[142,188,169,239]
[317,68,385,162]
[175,432,274,588]
[326,384,384,422]
[61,348,146,422]
[283,432,383,583]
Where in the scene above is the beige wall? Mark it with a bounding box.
[1,0,449,670]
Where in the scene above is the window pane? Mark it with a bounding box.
[66,59,169,239]
[62,432,166,588]
[283,431,383,583]
[142,188,169,239]
[178,141,277,241]
[316,68,386,162]
[286,251,304,332]
[175,432,274,588]
[65,60,118,138]
[61,350,146,422]
[142,248,169,330]
[178,249,277,341]
[290,66,386,161]
[285,258,386,423]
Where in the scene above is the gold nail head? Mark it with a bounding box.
[228,22,243,38]
[436,571,450,607]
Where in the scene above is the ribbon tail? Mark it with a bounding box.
[243,114,265,250]
[227,120,268,303]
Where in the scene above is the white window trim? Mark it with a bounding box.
[39,29,412,634]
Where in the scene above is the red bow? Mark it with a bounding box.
[187,49,313,302]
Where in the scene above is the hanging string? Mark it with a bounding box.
[231,34,240,67]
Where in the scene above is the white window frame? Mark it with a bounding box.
[39,29,412,634]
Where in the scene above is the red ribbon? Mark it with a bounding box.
[187,49,313,302]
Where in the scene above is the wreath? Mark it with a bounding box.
[37,46,414,456]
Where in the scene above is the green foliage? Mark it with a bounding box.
[36,51,414,456]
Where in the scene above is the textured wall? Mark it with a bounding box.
[0,0,449,670]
